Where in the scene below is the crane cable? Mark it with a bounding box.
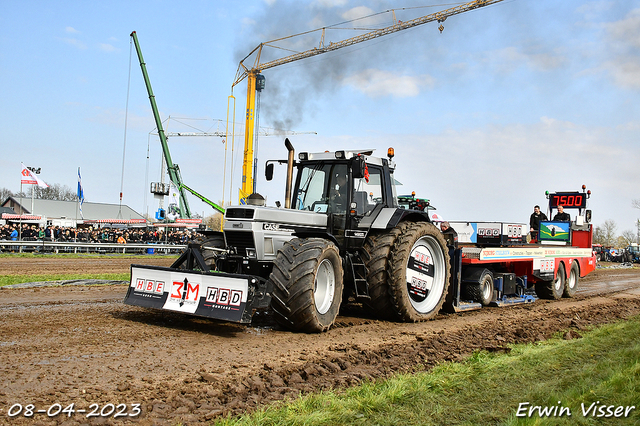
[118,36,134,218]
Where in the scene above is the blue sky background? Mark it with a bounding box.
[1,0,639,236]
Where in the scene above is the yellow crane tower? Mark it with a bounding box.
[231,0,504,204]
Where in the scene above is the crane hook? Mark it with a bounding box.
[438,24,444,33]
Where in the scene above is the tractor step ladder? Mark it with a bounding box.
[348,254,369,299]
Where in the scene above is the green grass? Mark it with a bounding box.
[0,273,129,287]
[216,316,640,426]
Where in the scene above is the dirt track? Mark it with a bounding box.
[1,258,639,425]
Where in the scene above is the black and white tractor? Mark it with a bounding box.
[125,140,450,332]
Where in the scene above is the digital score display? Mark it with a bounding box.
[549,192,587,209]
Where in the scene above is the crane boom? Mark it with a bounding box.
[131,31,226,218]
[130,31,192,219]
[231,0,504,203]
[233,0,503,87]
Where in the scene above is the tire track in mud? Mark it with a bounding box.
[0,266,639,425]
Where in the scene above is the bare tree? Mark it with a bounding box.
[633,199,640,210]
[620,229,637,246]
[0,187,14,202]
[204,213,223,231]
[593,219,617,247]
[27,184,77,201]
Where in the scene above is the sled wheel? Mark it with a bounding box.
[563,261,579,298]
[200,235,226,270]
[536,262,565,300]
[361,222,411,320]
[463,269,494,306]
[268,238,343,333]
[387,222,450,322]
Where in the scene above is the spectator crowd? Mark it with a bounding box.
[0,223,202,244]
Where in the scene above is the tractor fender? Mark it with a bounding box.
[293,230,339,247]
[198,229,224,239]
[362,207,430,230]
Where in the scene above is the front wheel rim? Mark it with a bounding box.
[315,258,336,315]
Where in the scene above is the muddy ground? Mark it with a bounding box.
[0,257,639,425]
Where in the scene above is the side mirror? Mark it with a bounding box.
[585,209,592,223]
[265,163,274,181]
[352,156,365,179]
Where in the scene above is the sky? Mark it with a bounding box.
[1,0,639,236]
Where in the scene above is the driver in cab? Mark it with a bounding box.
[330,174,348,212]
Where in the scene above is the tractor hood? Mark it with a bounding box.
[224,205,328,228]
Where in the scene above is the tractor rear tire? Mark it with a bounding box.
[387,222,450,322]
[268,238,344,333]
[462,269,494,306]
[361,222,411,320]
[535,262,565,300]
[563,261,579,298]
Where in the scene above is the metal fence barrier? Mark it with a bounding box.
[0,241,186,255]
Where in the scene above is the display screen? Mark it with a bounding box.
[549,192,586,209]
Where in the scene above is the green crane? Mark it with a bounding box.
[130,31,224,218]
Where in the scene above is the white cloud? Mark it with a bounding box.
[242,17,256,27]
[484,46,566,74]
[99,43,118,52]
[605,8,640,50]
[602,8,640,89]
[314,0,348,8]
[604,58,640,89]
[65,26,80,34]
[61,38,87,49]
[342,69,432,98]
[383,117,640,228]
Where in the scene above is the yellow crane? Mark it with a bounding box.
[231,0,504,204]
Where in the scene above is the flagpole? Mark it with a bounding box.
[19,181,23,242]
[75,199,78,243]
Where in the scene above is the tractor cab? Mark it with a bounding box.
[290,148,399,249]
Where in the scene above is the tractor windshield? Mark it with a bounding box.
[295,163,349,214]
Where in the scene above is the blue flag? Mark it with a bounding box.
[77,167,84,219]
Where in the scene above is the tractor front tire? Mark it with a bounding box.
[268,238,344,333]
[535,262,566,300]
[200,235,226,270]
[387,222,450,322]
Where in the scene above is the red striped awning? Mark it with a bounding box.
[152,223,200,228]
[176,218,203,224]
[2,213,42,220]
[84,219,147,224]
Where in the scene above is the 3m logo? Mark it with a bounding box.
[135,278,164,294]
[206,287,243,307]
[170,279,200,306]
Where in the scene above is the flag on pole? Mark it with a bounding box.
[20,163,48,188]
[77,167,85,219]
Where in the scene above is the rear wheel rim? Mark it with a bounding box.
[568,267,577,290]
[315,258,336,315]
[405,235,446,314]
[482,277,492,300]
